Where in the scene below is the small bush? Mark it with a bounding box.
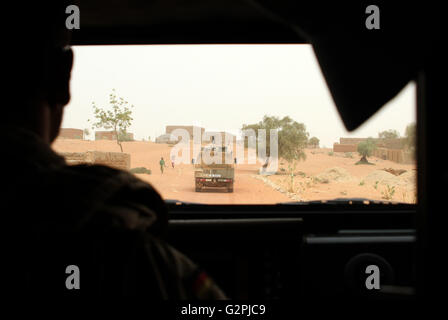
[345,152,353,158]
[328,151,334,156]
[359,180,365,186]
[381,185,396,200]
[130,167,151,175]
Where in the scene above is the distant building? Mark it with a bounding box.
[339,137,367,145]
[333,143,357,152]
[95,131,134,141]
[59,128,83,140]
[337,137,405,150]
[204,131,236,144]
[155,133,178,144]
[334,137,411,163]
[95,131,116,140]
[165,126,204,139]
[376,138,405,150]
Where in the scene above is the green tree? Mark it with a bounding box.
[242,116,308,190]
[308,136,320,148]
[378,129,400,140]
[89,89,134,152]
[404,122,416,153]
[242,115,309,163]
[357,137,376,164]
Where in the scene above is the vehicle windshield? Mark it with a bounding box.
[54,44,417,205]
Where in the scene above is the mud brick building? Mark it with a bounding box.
[59,128,84,139]
[333,137,413,164]
[165,126,204,139]
[95,131,134,141]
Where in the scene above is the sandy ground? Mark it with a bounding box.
[52,139,291,204]
[52,140,416,204]
[270,148,416,203]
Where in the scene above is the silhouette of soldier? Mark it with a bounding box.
[2,2,225,299]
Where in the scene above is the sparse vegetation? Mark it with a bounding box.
[89,89,134,152]
[356,138,376,164]
[242,115,309,190]
[308,136,320,148]
[294,176,314,195]
[381,184,396,200]
[401,189,417,204]
[378,129,400,140]
[359,180,365,186]
[345,152,353,158]
[242,115,309,163]
[328,151,334,156]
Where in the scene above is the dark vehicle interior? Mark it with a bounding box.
[59,0,441,300]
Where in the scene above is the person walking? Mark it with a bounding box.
[171,154,175,168]
[159,157,166,174]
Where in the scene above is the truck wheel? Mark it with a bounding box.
[227,184,234,193]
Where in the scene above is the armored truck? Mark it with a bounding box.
[194,146,235,192]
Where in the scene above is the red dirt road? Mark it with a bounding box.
[136,162,290,204]
[52,139,291,204]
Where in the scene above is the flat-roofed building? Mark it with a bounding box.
[95,131,134,141]
[165,126,204,139]
[59,128,84,139]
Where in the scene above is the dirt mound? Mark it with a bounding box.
[383,168,407,176]
[315,167,351,184]
[364,170,403,187]
[400,170,416,185]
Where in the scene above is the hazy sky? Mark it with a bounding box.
[62,44,415,147]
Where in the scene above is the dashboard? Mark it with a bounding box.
[166,204,416,299]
